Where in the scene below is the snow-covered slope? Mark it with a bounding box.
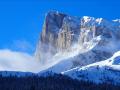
[62,51,120,84]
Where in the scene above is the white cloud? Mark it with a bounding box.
[0,49,41,73]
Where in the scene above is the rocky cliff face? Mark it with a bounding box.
[35,11,120,67]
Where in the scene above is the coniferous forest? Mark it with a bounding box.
[0,74,120,90]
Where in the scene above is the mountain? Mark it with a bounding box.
[35,11,120,70]
[34,11,120,85]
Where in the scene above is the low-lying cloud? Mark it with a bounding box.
[0,49,41,73]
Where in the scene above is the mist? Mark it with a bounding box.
[0,49,41,73]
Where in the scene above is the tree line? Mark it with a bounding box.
[0,74,119,90]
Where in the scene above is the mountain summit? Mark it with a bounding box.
[35,11,120,70]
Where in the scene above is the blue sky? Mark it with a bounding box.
[0,0,120,54]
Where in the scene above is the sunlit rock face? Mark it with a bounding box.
[35,11,120,67]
